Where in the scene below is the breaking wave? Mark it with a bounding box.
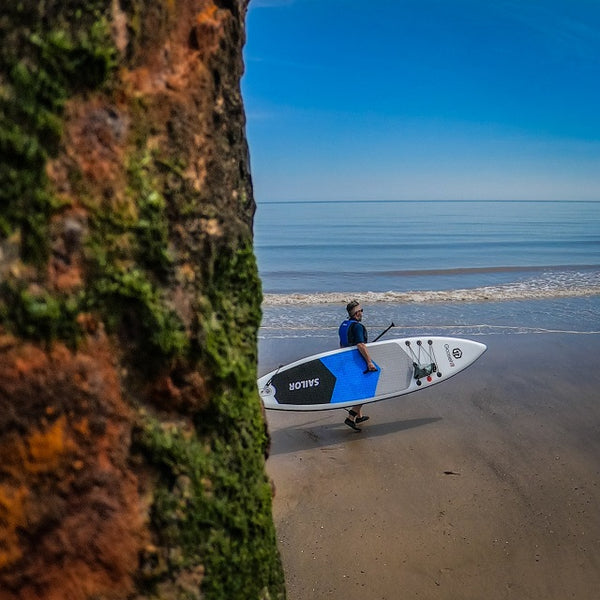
[262,271,600,306]
[262,285,600,306]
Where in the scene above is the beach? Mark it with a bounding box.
[261,333,600,599]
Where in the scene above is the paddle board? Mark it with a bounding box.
[258,336,486,411]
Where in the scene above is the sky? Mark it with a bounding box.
[241,0,600,202]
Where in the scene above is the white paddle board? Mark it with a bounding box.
[258,336,486,411]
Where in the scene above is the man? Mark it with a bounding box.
[339,300,377,431]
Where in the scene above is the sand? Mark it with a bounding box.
[261,333,600,600]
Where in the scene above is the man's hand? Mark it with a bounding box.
[357,343,377,371]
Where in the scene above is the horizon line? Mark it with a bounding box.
[255,198,600,204]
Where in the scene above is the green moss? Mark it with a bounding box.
[79,138,188,368]
[0,4,186,365]
[156,156,200,218]
[0,6,117,263]
[0,4,184,368]
[135,408,284,600]
[127,150,173,276]
[131,239,285,599]
[85,263,188,365]
[197,243,263,381]
[0,281,83,346]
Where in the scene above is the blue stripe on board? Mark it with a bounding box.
[320,351,380,404]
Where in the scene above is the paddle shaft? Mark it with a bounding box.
[372,321,395,342]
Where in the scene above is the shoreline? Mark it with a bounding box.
[262,333,600,599]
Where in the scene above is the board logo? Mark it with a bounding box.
[452,347,462,359]
[444,344,456,367]
[289,378,320,391]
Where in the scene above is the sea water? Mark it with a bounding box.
[254,200,600,341]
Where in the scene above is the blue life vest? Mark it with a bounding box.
[339,319,367,348]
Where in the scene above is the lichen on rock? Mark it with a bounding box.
[0,1,285,598]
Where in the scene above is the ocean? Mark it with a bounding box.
[254,200,600,346]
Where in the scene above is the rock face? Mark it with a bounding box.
[0,2,285,599]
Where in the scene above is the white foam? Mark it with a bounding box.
[263,286,600,306]
[262,275,600,306]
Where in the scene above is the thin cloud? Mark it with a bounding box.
[496,0,600,64]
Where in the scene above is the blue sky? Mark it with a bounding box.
[241,0,600,201]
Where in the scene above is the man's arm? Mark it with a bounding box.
[357,342,377,371]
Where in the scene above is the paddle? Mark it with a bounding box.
[372,321,395,342]
[362,322,396,373]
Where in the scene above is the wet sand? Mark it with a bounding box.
[261,334,600,600]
